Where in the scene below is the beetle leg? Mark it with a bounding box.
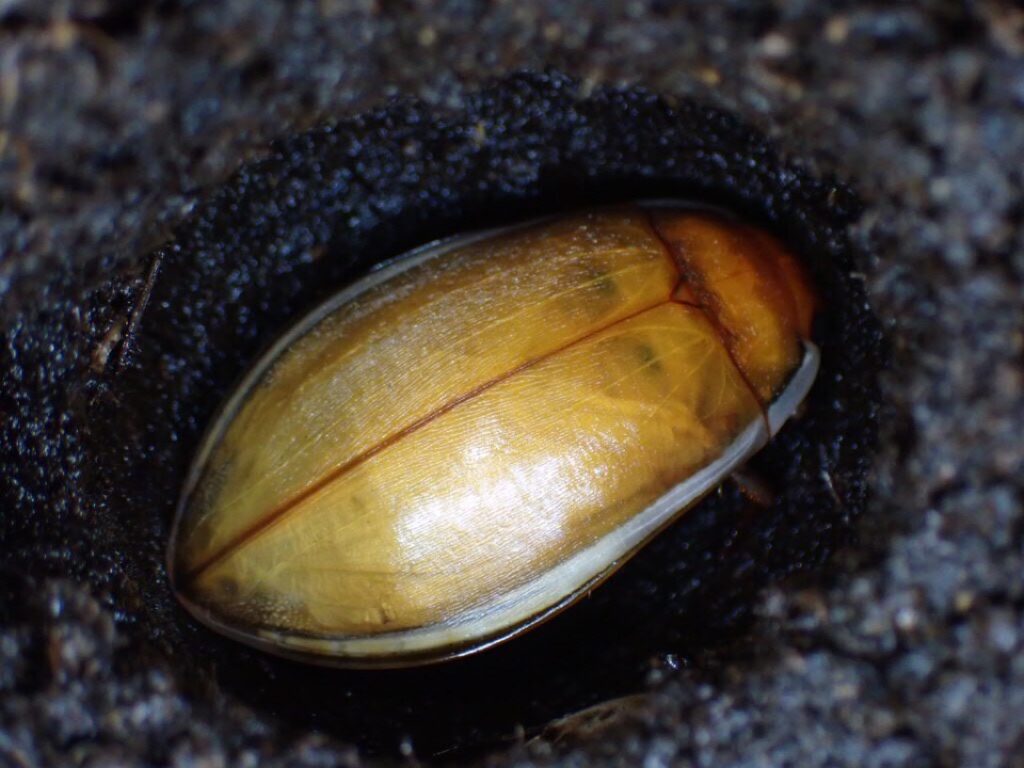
[729,466,776,507]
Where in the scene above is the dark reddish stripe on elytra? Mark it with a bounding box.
[184,294,673,584]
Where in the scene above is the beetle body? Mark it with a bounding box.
[168,203,818,667]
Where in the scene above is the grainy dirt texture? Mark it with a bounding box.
[2,1,1022,767]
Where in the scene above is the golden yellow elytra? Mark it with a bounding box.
[167,203,819,667]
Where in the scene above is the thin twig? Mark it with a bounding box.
[115,251,162,372]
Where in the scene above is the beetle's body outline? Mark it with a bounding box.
[168,201,819,667]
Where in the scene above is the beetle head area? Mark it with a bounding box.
[2,73,881,759]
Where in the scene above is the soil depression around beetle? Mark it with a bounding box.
[0,74,880,758]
